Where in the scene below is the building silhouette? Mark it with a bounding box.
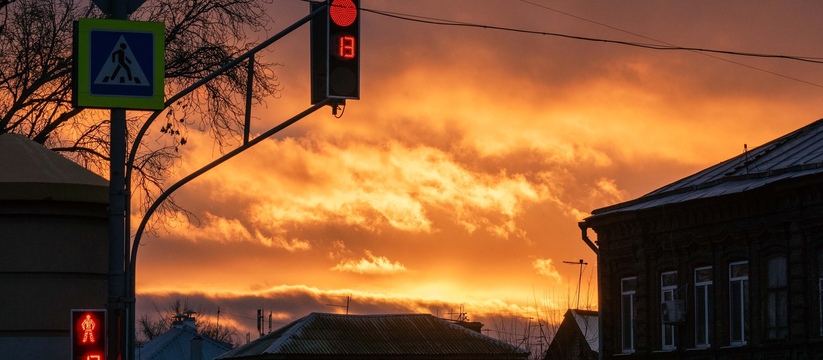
[138,311,233,360]
[581,119,823,358]
[544,309,598,360]
[0,134,109,359]
[218,312,529,360]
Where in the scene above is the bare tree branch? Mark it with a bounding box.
[137,298,239,347]
[0,0,280,231]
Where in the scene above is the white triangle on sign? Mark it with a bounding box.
[94,36,150,86]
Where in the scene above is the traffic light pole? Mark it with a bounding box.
[123,6,330,360]
[106,3,128,360]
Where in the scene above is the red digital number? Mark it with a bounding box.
[337,35,356,59]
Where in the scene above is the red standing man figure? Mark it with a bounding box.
[81,314,96,343]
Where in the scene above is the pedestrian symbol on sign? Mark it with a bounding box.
[94,36,149,86]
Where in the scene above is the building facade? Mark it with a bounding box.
[580,119,823,359]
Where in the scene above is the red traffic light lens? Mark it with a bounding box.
[330,0,357,27]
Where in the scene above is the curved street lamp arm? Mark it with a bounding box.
[129,98,331,276]
[125,4,328,199]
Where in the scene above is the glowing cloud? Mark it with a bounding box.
[593,178,626,203]
[189,138,555,241]
[533,258,563,283]
[162,212,311,251]
[332,251,409,275]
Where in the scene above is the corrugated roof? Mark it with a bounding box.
[138,326,233,360]
[590,118,823,217]
[218,313,529,359]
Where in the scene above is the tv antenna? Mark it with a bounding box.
[327,295,351,314]
[446,305,469,322]
[563,259,588,309]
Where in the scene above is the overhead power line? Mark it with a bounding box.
[300,0,823,87]
[516,0,823,88]
[364,7,823,65]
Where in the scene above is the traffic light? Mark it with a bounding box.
[71,310,106,360]
[311,0,360,104]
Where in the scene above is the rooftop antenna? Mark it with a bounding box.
[744,143,749,175]
[446,305,468,322]
[326,295,351,314]
[563,259,588,309]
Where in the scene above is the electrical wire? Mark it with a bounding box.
[517,0,823,87]
[300,0,823,87]
[363,7,823,64]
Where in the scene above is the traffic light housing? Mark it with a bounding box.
[311,0,360,104]
[71,309,106,360]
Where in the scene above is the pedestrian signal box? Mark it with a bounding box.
[71,309,106,360]
[310,0,360,104]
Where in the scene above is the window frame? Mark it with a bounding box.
[729,261,749,346]
[694,266,712,348]
[766,255,788,339]
[621,276,637,354]
[661,271,677,350]
[818,250,823,336]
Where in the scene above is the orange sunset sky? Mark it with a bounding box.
[133,0,823,343]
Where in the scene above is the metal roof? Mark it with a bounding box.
[569,310,598,352]
[0,133,108,202]
[218,313,529,359]
[590,118,823,217]
[137,326,233,360]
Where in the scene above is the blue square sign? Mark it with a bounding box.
[73,19,164,110]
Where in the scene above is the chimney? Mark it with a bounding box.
[454,321,484,333]
[172,310,198,332]
[190,335,203,360]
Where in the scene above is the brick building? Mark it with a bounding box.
[580,119,823,358]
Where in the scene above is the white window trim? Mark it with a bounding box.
[622,277,637,354]
[661,271,677,350]
[729,261,748,346]
[694,266,712,348]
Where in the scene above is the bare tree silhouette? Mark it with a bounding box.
[0,0,281,229]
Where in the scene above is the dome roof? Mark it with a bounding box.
[0,133,108,202]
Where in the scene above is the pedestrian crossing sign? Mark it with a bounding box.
[73,18,164,110]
